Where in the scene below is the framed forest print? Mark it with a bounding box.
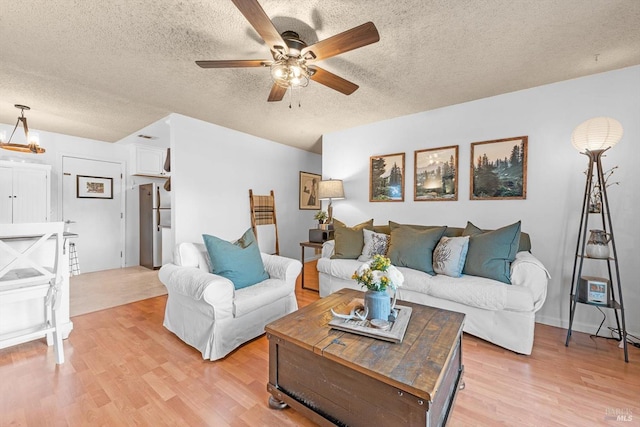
[299,171,321,210]
[414,145,458,201]
[370,152,405,202]
[470,136,527,200]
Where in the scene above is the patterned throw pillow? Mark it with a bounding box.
[433,236,470,278]
[358,229,390,261]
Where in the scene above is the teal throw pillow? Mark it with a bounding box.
[462,221,521,284]
[202,228,269,289]
[463,221,531,252]
[433,236,470,278]
[387,225,447,275]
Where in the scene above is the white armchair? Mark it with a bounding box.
[158,242,301,361]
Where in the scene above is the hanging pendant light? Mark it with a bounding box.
[0,104,45,154]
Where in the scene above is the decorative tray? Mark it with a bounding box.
[328,298,412,344]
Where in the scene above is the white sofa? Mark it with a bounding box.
[317,240,549,355]
[158,242,301,361]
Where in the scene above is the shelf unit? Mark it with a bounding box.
[565,149,628,362]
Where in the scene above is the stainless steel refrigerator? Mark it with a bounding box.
[139,183,171,269]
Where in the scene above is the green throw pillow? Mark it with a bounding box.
[202,228,269,289]
[331,219,374,259]
[462,221,521,284]
[387,225,447,275]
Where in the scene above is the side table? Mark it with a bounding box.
[299,241,324,291]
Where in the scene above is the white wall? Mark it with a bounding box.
[1,111,321,269]
[116,117,171,269]
[0,126,139,268]
[169,114,321,260]
[322,66,640,337]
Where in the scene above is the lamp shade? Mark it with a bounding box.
[571,117,623,153]
[318,179,345,200]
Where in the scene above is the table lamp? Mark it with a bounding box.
[318,179,345,224]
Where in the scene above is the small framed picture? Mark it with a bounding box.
[299,171,321,210]
[470,136,528,200]
[414,145,458,201]
[77,175,113,199]
[370,152,405,202]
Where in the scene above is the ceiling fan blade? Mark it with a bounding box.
[309,67,359,95]
[231,0,288,55]
[268,84,287,102]
[196,59,270,68]
[301,22,379,62]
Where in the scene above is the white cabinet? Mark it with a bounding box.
[0,161,50,224]
[132,145,169,177]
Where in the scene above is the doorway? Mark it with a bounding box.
[62,156,125,273]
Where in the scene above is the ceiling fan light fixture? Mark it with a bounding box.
[0,104,46,154]
[194,1,380,103]
[270,58,309,89]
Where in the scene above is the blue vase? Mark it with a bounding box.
[364,290,390,321]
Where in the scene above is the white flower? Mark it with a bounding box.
[356,263,371,275]
[353,255,403,292]
[387,266,404,289]
[371,270,385,283]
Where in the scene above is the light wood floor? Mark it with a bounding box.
[69,266,167,316]
[1,261,638,426]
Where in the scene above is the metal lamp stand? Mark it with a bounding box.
[565,149,628,362]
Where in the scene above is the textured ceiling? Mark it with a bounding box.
[1,0,639,154]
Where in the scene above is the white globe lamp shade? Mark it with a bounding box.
[571,117,623,153]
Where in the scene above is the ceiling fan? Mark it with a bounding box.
[196,0,380,102]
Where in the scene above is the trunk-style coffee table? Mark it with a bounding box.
[266,288,465,426]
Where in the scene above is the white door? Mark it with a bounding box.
[62,156,124,273]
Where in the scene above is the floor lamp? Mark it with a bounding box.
[565,116,628,362]
[318,179,345,224]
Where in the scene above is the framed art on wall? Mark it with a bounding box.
[370,152,405,202]
[414,145,458,201]
[470,136,528,200]
[299,171,321,210]
[77,175,113,199]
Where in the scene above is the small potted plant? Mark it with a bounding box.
[314,210,328,225]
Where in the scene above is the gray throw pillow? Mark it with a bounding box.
[463,221,531,252]
[387,225,447,275]
[462,221,521,284]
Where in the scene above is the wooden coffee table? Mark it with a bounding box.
[266,288,465,426]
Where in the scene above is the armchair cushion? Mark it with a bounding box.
[202,229,268,289]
